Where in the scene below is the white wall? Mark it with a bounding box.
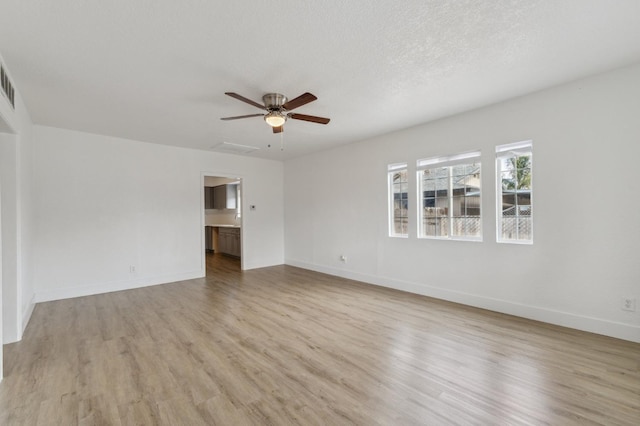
[1,127,35,345]
[0,129,4,378]
[1,133,19,343]
[0,54,36,347]
[284,63,640,342]
[18,118,35,333]
[32,125,284,302]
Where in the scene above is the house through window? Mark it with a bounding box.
[417,151,482,240]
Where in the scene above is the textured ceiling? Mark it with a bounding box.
[1,1,639,160]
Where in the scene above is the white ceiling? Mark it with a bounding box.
[1,1,639,160]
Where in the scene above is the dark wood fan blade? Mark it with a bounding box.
[282,92,317,111]
[289,113,330,124]
[225,92,266,110]
[220,114,264,121]
[272,125,283,134]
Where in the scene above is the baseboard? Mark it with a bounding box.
[242,259,285,271]
[22,293,36,333]
[35,270,205,303]
[285,258,640,343]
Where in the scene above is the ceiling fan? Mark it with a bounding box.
[221,92,330,133]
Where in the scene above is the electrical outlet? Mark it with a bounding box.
[129,265,136,273]
[621,297,636,312]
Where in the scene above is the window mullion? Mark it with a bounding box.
[448,166,453,238]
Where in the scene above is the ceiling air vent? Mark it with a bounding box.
[1,64,16,110]
[210,142,260,154]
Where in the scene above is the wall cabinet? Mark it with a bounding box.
[213,185,233,209]
[218,227,241,257]
[205,184,237,209]
[204,187,215,209]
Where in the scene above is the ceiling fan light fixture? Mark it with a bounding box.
[264,111,286,127]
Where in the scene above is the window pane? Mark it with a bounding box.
[467,216,482,236]
[501,170,515,190]
[517,217,532,240]
[451,164,466,177]
[466,194,481,216]
[501,217,517,240]
[437,217,449,237]
[505,155,532,190]
[393,169,408,182]
[394,217,408,235]
[423,217,449,237]
[452,217,481,237]
[451,195,464,216]
[435,167,448,178]
[501,157,515,172]
[518,192,531,207]
[518,167,532,190]
[501,194,516,215]
[435,177,448,199]
[422,177,436,193]
[424,197,435,208]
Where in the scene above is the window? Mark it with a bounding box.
[388,163,408,237]
[417,151,482,240]
[496,141,533,243]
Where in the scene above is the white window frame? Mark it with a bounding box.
[416,151,482,241]
[496,141,533,244]
[388,163,408,238]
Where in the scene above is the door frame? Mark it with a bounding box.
[200,172,244,271]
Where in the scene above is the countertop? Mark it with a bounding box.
[205,224,241,228]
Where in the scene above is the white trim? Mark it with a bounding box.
[417,150,481,169]
[285,258,640,343]
[496,140,533,154]
[496,238,533,245]
[241,260,285,270]
[387,162,407,171]
[418,235,483,242]
[35,270,204,303]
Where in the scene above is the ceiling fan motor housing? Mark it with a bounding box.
[263,93,287,110]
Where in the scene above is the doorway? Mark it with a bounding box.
[202,175,242,276]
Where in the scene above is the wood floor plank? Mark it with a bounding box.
[77,395,122,426]
[1,253,639,425]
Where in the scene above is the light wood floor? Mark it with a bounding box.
[2,254,639,425]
